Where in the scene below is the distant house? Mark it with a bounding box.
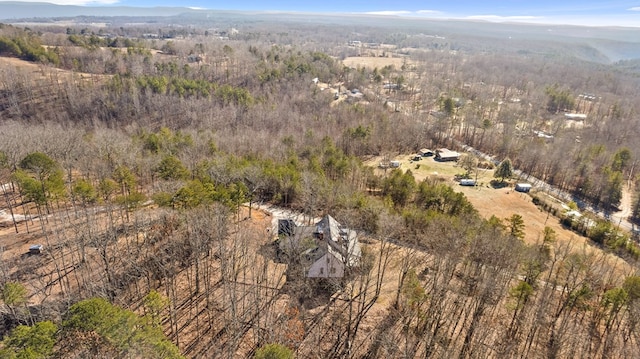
[278,215,362,278]
[533,130,554,141]
[435,148,460,162]
[564,113,587,120]
[515,183,532,193]
[579,93,598,101]
[418,149,433,157]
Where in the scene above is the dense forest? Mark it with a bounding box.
[0,14,640,358]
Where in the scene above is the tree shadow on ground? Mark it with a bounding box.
[490,179,509,189]
[281,269,340,310]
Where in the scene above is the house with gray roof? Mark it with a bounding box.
[278,215,362,278]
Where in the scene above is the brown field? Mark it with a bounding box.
[0,56,44,72]
[0,56,111,84]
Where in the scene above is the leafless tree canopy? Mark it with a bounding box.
[0,14,639,358]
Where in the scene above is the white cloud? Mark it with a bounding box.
[461,14,640,27]
[362,9,444,17]
[466,15,540,22]
[629,7,640,11]
[0,0,119,4]
[364,10,411,16]
[416,10,440,15]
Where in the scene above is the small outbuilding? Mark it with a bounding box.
[29,244,44,255]
[278,219,297,237]
[460,179,476,186]
[515,183,532,193]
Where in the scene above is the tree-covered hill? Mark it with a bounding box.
[1,15,639,358]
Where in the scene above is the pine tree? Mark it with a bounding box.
[494,158,514,183]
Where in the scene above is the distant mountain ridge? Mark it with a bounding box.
[0,1,201,19]
[2,1,639,62]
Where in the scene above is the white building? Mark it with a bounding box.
[279,215,362,278]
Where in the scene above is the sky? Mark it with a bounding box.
[2,0,640,27]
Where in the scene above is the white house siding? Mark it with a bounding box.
[308,253,344,278]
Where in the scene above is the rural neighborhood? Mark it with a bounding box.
[0,3,640,358]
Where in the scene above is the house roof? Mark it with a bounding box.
[436,148,460,158]
[279,214,362,271]
[565,113,587,120]
[314,215,362,266]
